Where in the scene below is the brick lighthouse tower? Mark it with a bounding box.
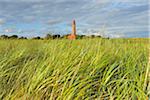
[68,20,77,40]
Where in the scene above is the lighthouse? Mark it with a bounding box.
[72,20,76,35]
[68,20,77,40]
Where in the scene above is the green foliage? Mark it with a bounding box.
[45,34,53,39]
[0,35,9,39]
[0,38,149,99]
[45,34,61,39]
[32,36,41,40]
[0,34,105,40]
[76,35,86,39]
[9,35,18,39]
[19,36,27,39]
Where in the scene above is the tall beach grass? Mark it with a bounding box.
[0,38,149,99]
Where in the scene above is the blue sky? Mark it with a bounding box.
[0,0,149,38]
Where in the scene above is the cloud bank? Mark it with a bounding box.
[0,0,149,37]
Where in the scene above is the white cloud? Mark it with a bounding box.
[4,29,13,33]
[47,19,62,25]
[0,19,5,25]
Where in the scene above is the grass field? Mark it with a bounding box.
[0,38,149,99]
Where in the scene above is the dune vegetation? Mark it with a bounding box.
[0,38,149,99]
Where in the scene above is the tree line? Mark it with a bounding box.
[0,34,108,40]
